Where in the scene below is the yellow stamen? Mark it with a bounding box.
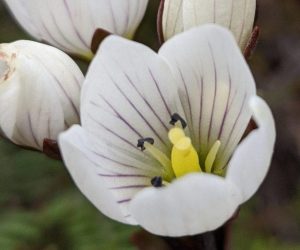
[169,127,201,177]
[205,140,221,173]
[144,142,174,180]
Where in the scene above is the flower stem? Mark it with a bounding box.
[160,224,229,250]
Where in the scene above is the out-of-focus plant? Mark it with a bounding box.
[59,25,275,237]
[0,40,83,151]
[4,0,149,59]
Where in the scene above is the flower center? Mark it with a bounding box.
[137,114,222,184]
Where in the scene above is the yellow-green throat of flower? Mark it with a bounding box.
[137,114,222,187]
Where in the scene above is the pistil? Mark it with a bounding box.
[168,127,201,177]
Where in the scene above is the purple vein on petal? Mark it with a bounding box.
[116,58,169,132]
[218,93,248,164]
[87,112,138,150]
[207,41,217,144]
[218,64,232,139]
[63,0,90,49]
[148,68,172,117]
[102,67,168,147]
[117,198,131,204]
[31,54,79,119]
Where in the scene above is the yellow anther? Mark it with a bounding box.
[205,140,221,173]
[168,127,186,145]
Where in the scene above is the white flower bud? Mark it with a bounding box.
[0,40,84,151]
[4,0,149,59]
[161,0,256,50]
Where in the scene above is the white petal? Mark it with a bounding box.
[130,173,242,236]
[59,125,135,225]
[3,0,41,39]
[4,0,148,57]
[0,40,83,150]
[226,96,276,203]
[159,24,256,169]
[183,0,256,49]
[59,125,159,224]
[162,0,184,41]
[81,35,183,156]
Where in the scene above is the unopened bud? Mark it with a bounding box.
[4,0,149,59]
[161,0,256,50]
[0,40,84,151]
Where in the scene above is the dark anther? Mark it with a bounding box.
[169,113,187,129]
[151,176,163,188]
[137,137,154,151]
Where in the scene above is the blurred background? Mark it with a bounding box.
[0,0,300,249]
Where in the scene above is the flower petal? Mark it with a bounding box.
[162,0,184,41]
[81,35,182,156]
[226,96,276,203]
[4,0,148,57]
[0,40,83,150]
[4,0,40,38]
[159,24,256,169]
[183,0,256,49]
[59,125,135,225]
[60,124,162,224]
[130,173,242,236]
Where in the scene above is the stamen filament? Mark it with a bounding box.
[205,140,221,173]
[144,142,174,180]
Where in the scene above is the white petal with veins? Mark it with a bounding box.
[162,0,256,49]
[59,125,136,225]
[159,25,256,169]
[81,35,183,156]
[0,40,83,150]
[162,0,184,41]
[226,96,276,202]
[183,0,256,50]
[130,173,242,236]
[4,0,149,58]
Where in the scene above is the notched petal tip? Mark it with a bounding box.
[91,28,112,55]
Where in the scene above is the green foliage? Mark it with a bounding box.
[0,190,136,250]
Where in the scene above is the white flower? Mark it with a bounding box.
[161,0,256,50]
[0,40,84,151]
[59,25,275,236]
[4,0,149,59]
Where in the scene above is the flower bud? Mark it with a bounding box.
[4,0,149,59]
[161,0,256,50]
[0,40,84,151]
